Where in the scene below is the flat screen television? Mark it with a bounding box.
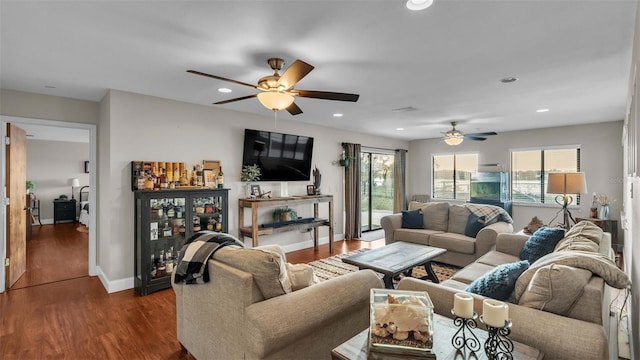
[242,128,314,181]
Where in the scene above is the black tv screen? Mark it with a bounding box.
[242,129,314,181]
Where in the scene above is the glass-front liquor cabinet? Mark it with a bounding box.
[134,188,229,295]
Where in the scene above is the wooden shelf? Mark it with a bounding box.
[238,195,334,251]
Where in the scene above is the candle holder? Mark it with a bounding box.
[479,316,514,360]
[451,309,481,359]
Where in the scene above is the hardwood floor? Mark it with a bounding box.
[1,228,384,359]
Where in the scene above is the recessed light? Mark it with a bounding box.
[536,109,550,113]
[406,0,434,11]
[500,77,518,83]
[218,88,232,93]
[333,113,343,117]
[396,127,405,131]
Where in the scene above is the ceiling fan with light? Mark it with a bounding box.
[187,58,360,115]
[442,121,497,146]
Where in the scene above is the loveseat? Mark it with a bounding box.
[381,202,514,267]
[172,243,383,360]
[397,221,630,359]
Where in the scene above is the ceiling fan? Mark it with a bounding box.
[442,121,497,146]
[187,58,359,115]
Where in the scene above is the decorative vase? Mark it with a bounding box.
[598,205,610,220]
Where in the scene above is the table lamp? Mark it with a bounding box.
[546,172,587,229]
[69,178,80,200]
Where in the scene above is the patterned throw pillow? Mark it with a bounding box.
[464,214,486,237]
[519,227,565,263]
[401,209,424,229]
[466,260,530,300]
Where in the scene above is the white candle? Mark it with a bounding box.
[483,299,508,328]
[454,293,474,318]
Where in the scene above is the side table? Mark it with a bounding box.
[331,313,543,360]
[53,199,77,224]
[575,218,619,253]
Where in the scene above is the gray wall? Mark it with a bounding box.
[26,139,90,222]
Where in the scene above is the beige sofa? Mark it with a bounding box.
[381,202,514,267]
[172,244,383,360]
[397,221,630,360]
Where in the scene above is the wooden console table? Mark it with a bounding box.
[238,195,334,252]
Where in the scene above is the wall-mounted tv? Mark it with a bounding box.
[242,128,314,181]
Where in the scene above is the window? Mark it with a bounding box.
[432,153,478,200]
[511,147,581,204]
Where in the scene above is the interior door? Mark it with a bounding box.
[6,123,27,288]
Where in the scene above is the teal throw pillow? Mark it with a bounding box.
[519,227,565,263]
[401,209,423,229]
[466,260,530,300]
[464,214,486,237]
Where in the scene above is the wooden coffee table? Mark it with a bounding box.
[331,313,544,360]
[342,242,446,289]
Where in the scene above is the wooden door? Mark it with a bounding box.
[6,123,27,288]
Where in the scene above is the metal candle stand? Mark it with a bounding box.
[480,316,514,360]
[451,310,482,359]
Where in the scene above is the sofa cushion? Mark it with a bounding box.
[464,213,486,237]
[421,202,450,231]
[451,262,496,284]
[408,201,428,211]
[476,251,520,267]
[214,246,292,299]
[429,233,476,255]
[286,263,318,291]
[393,228,443,245]
[555,221,603,253]
[519,227,565,263]
[518,264,592,315]
[401,209,424,229]
[448,204,471,235]
[466,260,530,300]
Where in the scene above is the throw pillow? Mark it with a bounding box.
[401,209,424,229]
[518,264,592,315]
[519,226,565,263]
[286,263,318,291]
[466,260,530,300]
[554,221,603,253]
[464,214,486,237]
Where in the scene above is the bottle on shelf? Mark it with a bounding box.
[217,167,224,189]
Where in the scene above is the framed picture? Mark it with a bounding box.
[250,184,261,198]
[202,160,221,178]
[307,185,315,195]
[203,169,216,188]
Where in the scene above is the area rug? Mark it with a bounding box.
[307,248,460,283]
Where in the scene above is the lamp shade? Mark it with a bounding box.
[546,172,587,195]
[69,178,80,187]
[257,91,294,111]
[444,136,463,146]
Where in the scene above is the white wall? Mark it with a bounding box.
[408,121,624,236]
[99,89,408,286]
[26,139,90,222]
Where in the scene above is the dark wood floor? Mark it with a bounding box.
[0,225,383,359]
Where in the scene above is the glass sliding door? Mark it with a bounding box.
[360,151,394,232]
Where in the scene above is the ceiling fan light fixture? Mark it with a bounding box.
[444,136,464,146]
[406,0,434,11]
[257,91,295,111]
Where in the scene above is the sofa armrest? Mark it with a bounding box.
[397,278,608,360]
[245,269,384,358]
[474,221,514,257]
[381,213,402,244]
[495,233,530,257]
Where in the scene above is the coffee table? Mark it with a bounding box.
[342,242,447,289]
[331,313,544,360]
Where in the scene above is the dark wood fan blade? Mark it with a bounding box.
[466,131,497,137]
[278,60,314,90]
[286,102,303,115]
[296,90,360,102]
[187,70,257,89]
[464,135,487,141]
[214,94,257,105]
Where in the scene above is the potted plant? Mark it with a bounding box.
[339,151,356,167]
[241,164,261,197]
[26,180,35,194]
[273,207,297,222]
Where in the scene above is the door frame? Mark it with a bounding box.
[360,147,395,233]
[1,116,97,292]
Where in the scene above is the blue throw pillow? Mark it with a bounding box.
[519,227,566,263]
[466,260,530,300]
[401,209,423,229]
[464,214,486,237]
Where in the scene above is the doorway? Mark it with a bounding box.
[360,149,394,233]
[1,116,97,292]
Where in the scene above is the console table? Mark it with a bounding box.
[238,195,334,252]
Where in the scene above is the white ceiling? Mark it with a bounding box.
[1,1,637,141]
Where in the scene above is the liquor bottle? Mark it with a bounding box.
[173,163,180,184]
[160,169,168,189]
[166,163,173,183]
[217,167,224,189]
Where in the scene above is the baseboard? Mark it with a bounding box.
[96,266,134,293]
[280,233,345,253]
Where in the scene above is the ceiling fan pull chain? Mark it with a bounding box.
[274,110,278,129]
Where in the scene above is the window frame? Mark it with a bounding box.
[510,145,582,206]
[431,152,479,201]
